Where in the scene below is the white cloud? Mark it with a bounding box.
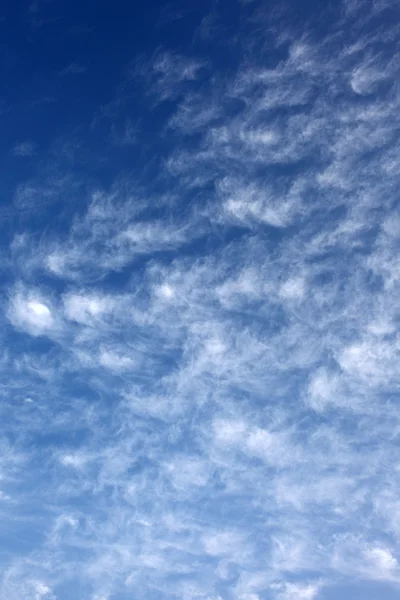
[30,187,207,281]
[2,1,400,599]
[99,348,137,371]
[213,418,248,446]
[338,337,399,387]
[279,276,306,300]
[149,51,207,102]
[63,293,116,325]
[60,453,87,468]
[272,581,321,600]
[8,290,55,336]
[364,547,399,574]
[166,457,209,490]
[60,63,87,75]
[12,141,36,157]
[306,368,341,412]
[333,537,400,583]
[34,582,52,598]
[203,531,245,556]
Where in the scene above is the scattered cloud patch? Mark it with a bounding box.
[60,63,87,75]
[12,141,36,156]
[8,290,55,336]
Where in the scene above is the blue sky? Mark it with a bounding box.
[0,0,399,598]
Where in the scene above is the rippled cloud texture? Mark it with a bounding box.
[0,0,400,598]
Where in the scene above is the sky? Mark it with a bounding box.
[0,0,399,598]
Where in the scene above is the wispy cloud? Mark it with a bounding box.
[1,0,400,598]
[7,286,56,336]
[12,141,36,157]
[60,63,87,76]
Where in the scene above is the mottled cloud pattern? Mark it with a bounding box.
[0,0,399,599]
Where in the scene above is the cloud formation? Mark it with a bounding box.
[1,0,400,599]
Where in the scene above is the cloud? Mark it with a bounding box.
[98,347,137,371]
[60,63,87,75]
[12,141,36,157]
[1,0,400,599]
[111,119,139,145]
[13,173,76,212]
[7,289,55,336]
[34,582,52,599]
[148,51,207,102]
[17,184,209,281]
[332,536,400,583]
[63,292,116,325]
[272,582,322,600]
